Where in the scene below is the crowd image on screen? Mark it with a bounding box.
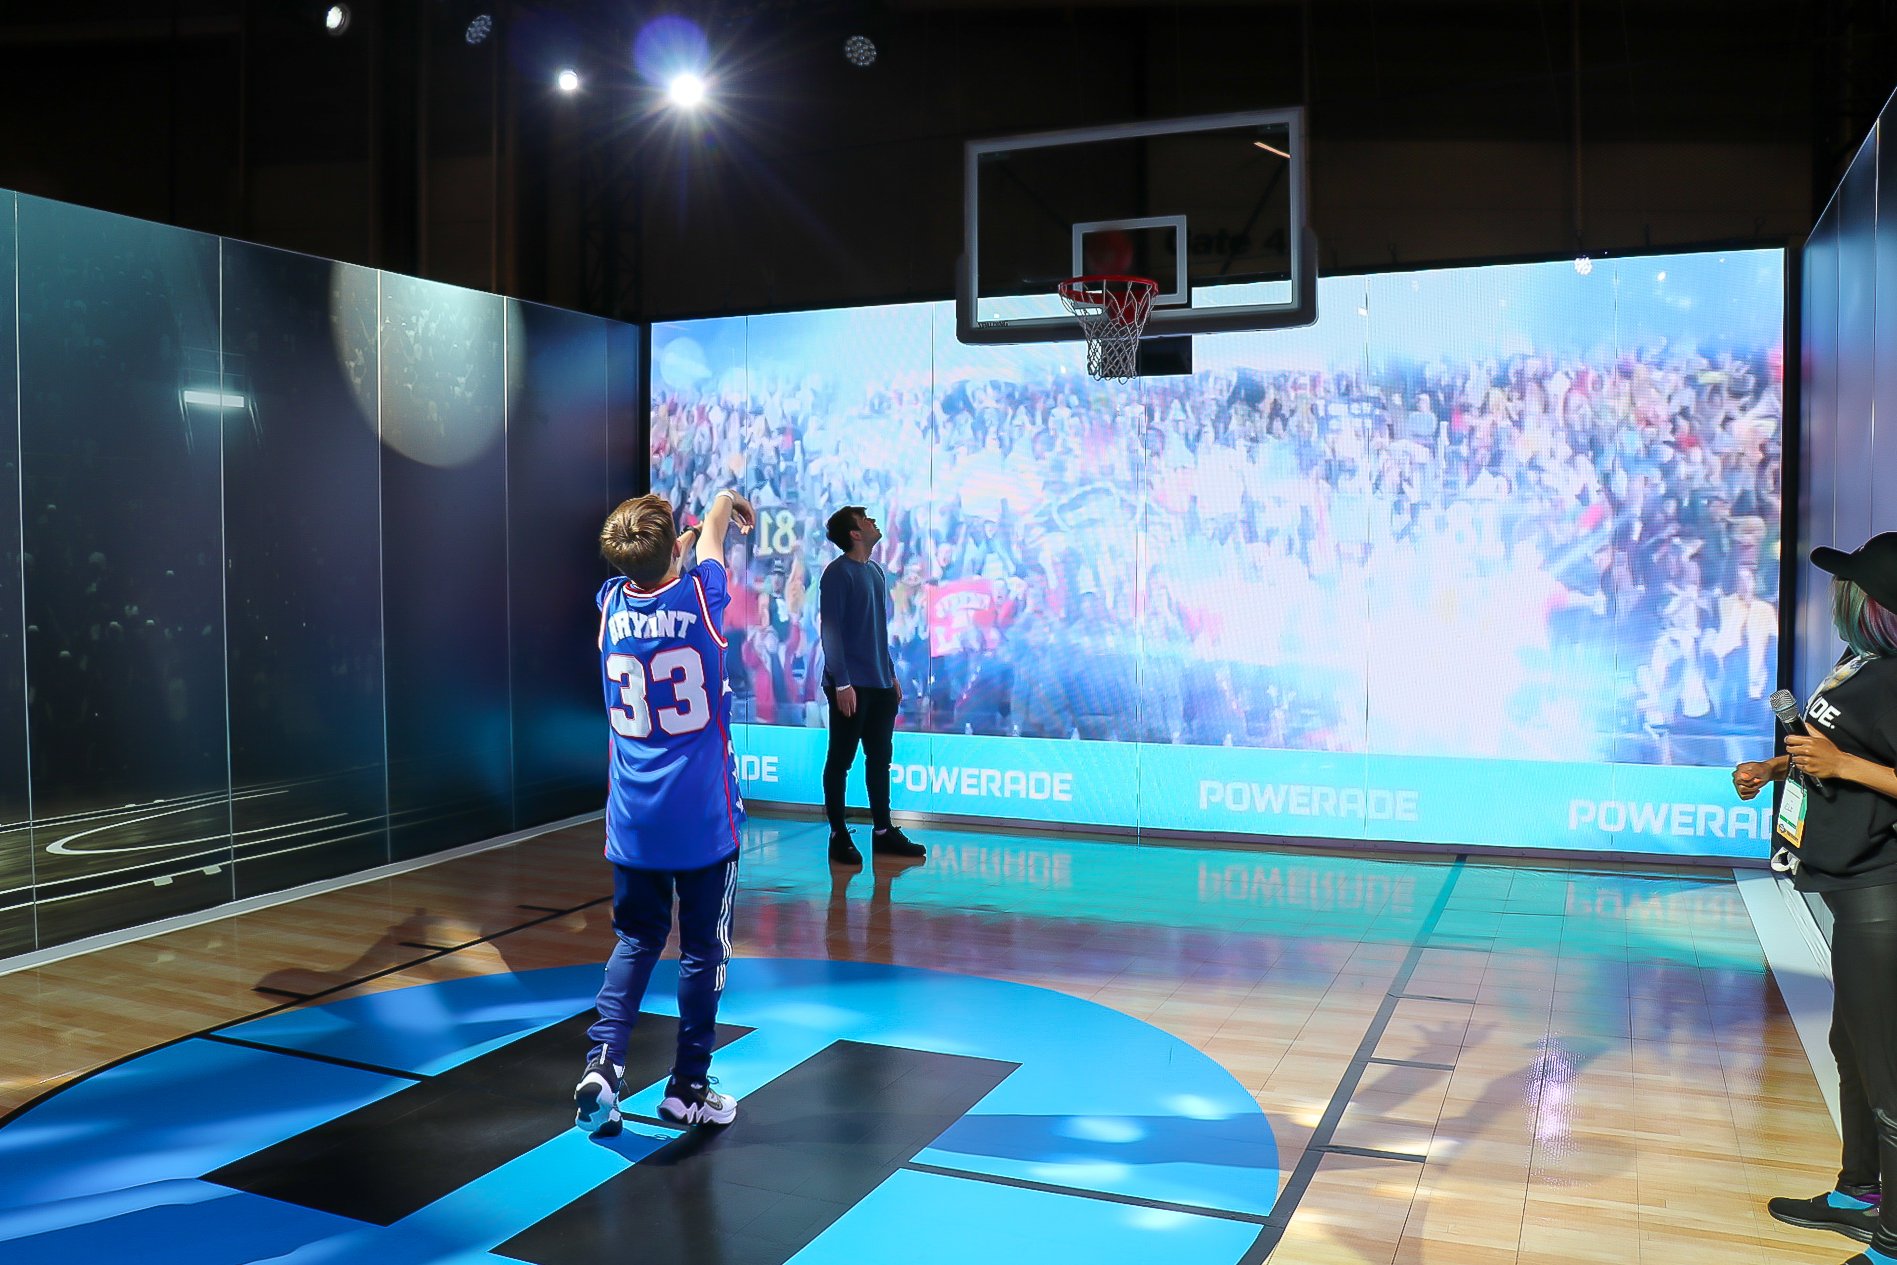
[651,299,1782,768]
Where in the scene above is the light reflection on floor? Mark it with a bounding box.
[0,814,1847,1264]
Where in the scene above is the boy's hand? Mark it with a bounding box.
[677,527,699,558]
[724,493,756,533]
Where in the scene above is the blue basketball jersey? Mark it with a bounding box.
[597,559,745,870]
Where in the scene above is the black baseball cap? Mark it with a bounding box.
[1814,532,1897,611]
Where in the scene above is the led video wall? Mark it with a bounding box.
[651,248,1786,858]
[0,191,640,957]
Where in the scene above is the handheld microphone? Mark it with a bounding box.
[1768,688,1827,793]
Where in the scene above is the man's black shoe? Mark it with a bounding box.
[870,826,925,859]
[828,831,863,867]
[1767,1190,1878,1243]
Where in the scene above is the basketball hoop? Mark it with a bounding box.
[1058,275,1157,383]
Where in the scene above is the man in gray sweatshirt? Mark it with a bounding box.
[820,506,926,866]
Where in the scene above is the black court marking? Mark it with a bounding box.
[251,985,312,1000]
[1366,1056,1457,1072]
[1389,993,1479,1005]
[201,1032,429,1082]
[904,1162,1274,1226]
[209,1011,752,1225]
[398,941,461,952]
[1315,1143,1428,1164]
[499,1040,1018,1265]
[518,904,567,913]
[1240,855,1468,1262]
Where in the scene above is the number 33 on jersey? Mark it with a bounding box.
[596,560,746,871]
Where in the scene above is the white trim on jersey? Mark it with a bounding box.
[596,599,611,651]
[626,576,683,599]
[713,855,737,992]
[693,575,728,648]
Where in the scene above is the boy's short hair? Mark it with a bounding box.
[601,494,677,587]
[826,505,866,551]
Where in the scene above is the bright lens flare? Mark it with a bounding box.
[556,67,581,93]
[668,72,707,107]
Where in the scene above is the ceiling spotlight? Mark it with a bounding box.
[843,34,877,67]
[1573,255,1594,276]
[667,72,707,107]
[323,4,350,35]
[465,13,493,45]
[556,67,581,93]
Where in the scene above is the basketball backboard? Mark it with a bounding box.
[958,108,1315,345]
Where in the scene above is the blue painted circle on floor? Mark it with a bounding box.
[0,959,1278,1264]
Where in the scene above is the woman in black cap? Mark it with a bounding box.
[1734,531,1897,1264]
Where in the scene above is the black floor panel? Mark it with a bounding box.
[208,1010,752,1224]
[496,1039,1018,1265]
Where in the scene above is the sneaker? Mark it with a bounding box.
[1767,1190,1879,1243]
[871,825,925,859]
[658,1077,738,1126]
[574,1047,624,1136]
[828,831,862,867]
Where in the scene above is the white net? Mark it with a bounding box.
[1058,276,1157,382]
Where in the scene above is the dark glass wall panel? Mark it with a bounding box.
[1834,137,1878,556]
[379,273,512,858]
[507,301,609,826]
[222,242,388,896]
[1800,208,1840,701]
[0,193,32,956]
[17,197,231,946]
[1875,122,1897,542]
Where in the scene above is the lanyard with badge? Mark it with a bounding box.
[1776,654,1873,851]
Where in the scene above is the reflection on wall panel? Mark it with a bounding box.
[378,274,513,860]
[1834,140,1878,557]
[0,189,633,960]
[1801,209,1840,702]
[18,197,233,945]
[1875,124,1897,544]
[508,301,610,826]
[222,242,389,897]
[0,193,32,957]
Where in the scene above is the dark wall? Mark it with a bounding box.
[1800,119,1896,697]
[0,193,29,958]
[221,242,388,897]
[0,1,1869,325]
[508,301,610,826]
[17,197,234,946]
[0,193,636,959]
[379,275,514,859]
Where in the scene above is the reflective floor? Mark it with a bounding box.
[0,815,1850,1263]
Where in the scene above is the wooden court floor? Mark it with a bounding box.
[0,813,1849,1264]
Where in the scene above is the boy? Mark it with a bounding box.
[575,488,755,1134]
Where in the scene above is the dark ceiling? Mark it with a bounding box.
[2,1,1894,320]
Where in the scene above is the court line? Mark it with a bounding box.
[1313,1143,1427,1164]
[1366,1056,1457,1072]
[1240,854,1468,1259]
[903,1161,1274,1226]
[200,1032,430,1082]
[0,887,610,1131]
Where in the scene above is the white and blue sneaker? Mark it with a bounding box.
[574,1047,625,1136]
[658,1076,737,1126]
